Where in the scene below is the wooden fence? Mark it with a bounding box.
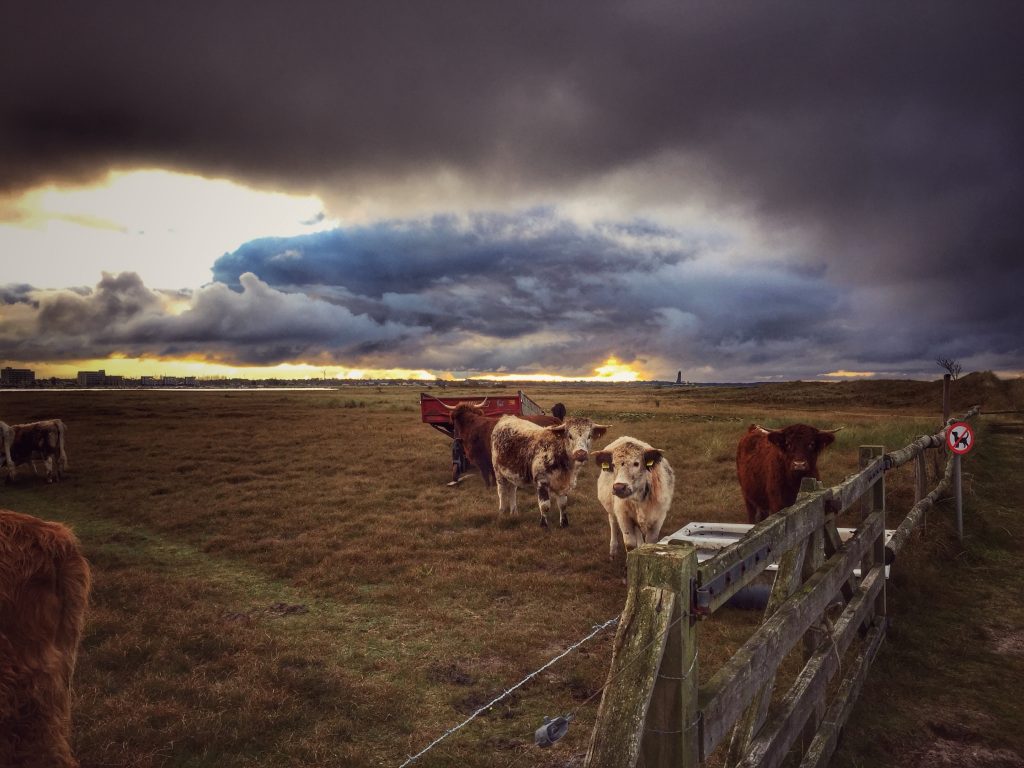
[584,406,980,768]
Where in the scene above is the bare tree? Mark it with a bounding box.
[936,357,963,380]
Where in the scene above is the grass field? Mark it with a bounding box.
[0,376,1020,767]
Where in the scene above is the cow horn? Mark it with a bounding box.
[436,399,457,411]
[474,397,489,408]
[823,426,846,433]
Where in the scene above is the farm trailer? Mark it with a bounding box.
[419,390,553,484]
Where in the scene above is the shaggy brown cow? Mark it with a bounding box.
[491,415,609,528]
[736,423,838,523]
[1,509,91,768]
[4,419,68,483]
[447,403,563,487]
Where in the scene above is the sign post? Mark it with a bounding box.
[946,422,975,540]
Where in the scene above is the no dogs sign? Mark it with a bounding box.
[946,422,975,455]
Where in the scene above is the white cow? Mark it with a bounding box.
[593,436,675,560]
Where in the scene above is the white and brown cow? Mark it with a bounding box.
[491,415,609,528]
[2,419,68,483]
[593,436,675,561]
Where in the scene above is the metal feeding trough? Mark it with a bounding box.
[659,521,894,610]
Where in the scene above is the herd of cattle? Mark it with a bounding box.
[0,402,840,766]
[442,400,839,561]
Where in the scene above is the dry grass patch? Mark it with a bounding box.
[0,382,1003,767]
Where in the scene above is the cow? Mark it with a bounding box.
[1,509,91,768]
[592,436,676,561]
[491,415,609,528]
[444,401,564,487]
[3,420,68,483]
[736,423,839,524]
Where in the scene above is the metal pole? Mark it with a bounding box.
[954,453,963,541]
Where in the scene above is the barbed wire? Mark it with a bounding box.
[398,615,621,767]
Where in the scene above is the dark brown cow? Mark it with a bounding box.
[736,423,838,523]
[1,509,91,768]
[447,403,563,487]
[5,419,68,483]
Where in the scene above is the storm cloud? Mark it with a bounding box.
[1,2,1021,378]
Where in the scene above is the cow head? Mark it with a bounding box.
[766,424,837,476]
[449,403,488,435]
[593,440,664,498]
[548,417,610,463]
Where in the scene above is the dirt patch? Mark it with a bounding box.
[991,628,1024,656]
[903,739,1023,768]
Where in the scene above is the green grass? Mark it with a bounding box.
[0,382,1016,767]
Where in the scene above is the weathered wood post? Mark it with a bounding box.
[586,543,700,768]
[914,450,928,532]
[942,373,951,424]
[858,446,886,618]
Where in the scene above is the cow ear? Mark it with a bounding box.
[767,431,786,449]
[592,424,610,439]
[817,431,836,449]
[593,451,613,471]
[643,449,662,469]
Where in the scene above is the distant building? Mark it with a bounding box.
[140,376,156,387]
[162,376,181,387]
[1,367,35,387]
[104,374,124,387]
[77,369,106,387]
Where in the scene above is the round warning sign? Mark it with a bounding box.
[946,421,975,455]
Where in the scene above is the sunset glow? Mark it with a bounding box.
[471,357,644,383]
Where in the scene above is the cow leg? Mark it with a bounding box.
[536,480,551,529]
[496,478,516,515]
[608,512,625,560]
[644,520,664,546]
[557,494,569,528]
[44,455,56,483]
[743,498,760,525]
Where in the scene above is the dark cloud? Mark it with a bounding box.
[1,2,1021,376]
[0,272,422,367]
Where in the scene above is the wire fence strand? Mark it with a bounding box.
[398,615,621,767]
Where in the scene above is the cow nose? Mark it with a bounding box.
[791,460,809,472]
[612,483,633,498]
[573,449,588,462]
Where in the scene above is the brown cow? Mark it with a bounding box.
[491,415,609,528]
[446,402,563,487]
[4,419,68,483]
[736,423,838,523]
[1,509,91,768]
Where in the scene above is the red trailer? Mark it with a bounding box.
[419,390,549,484]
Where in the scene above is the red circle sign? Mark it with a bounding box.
[946,422,975,455]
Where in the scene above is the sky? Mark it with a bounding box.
[1,2,1022,382]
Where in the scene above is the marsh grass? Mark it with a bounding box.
[0,382,1010,767]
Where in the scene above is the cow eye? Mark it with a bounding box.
[633,461,640,467]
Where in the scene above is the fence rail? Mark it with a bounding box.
[585,405,980,768]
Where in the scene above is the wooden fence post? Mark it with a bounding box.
[586,542,700,768]
[914,451,928,532]
[858,446,886,619]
